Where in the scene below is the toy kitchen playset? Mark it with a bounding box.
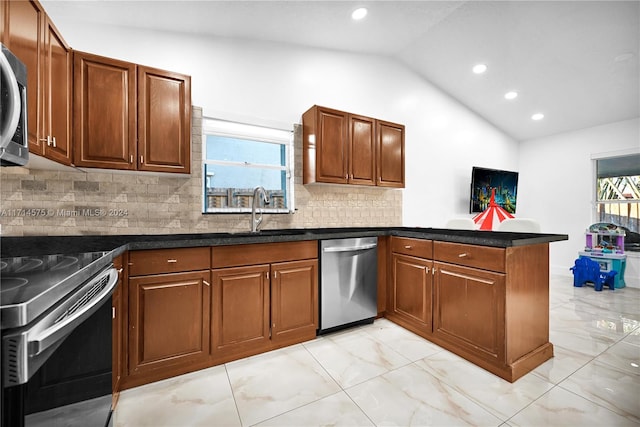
[575,223,627,289]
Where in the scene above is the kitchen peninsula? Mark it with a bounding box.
[1,227,567,386]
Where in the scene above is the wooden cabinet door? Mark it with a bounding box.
[377,120,405,188]
[271,259,318,344]
[211,265,270,357]
[128,271,211,376]
[137,66,191,173]
[349,114,376,185]
[315,107,348,184]
[392,253,432,330]
[41,16,71,164]
[434,262,505,361]
[73,51,136,169]
[3,0,43,151]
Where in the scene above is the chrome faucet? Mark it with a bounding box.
[250,186,270,233]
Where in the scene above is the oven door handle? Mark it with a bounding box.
[28,268,118,356]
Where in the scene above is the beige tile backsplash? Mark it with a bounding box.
[0,107,402,237]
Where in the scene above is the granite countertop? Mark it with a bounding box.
[0,227,568,258]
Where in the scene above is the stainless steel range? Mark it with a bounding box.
[1,251,117,427]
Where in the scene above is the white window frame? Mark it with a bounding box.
[591,148,640,232]
[202,117,295,214]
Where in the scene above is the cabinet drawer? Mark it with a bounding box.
[434,241,505,273]
[212,241,318,268]
[129,247,210,276]
[391,237,432,259]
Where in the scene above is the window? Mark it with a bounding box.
[594,153,640,233]
[203,118,294,213]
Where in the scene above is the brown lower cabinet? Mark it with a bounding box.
[120,247,212,390]
[128,270,211,375]
[387,236,553,382]
[211,241,318,364]
[270,259,319,344]
[115,236,550,391]
[433,262,505,362]
[117,241,318,391]
[211,264,270,358]
[387,237,434,332]
[391,253,433,330]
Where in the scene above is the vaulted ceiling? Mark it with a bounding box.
[41,0,639,141]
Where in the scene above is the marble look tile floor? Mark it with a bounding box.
[114,275,640,426]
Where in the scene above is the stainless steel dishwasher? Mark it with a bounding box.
[319,237,378,333]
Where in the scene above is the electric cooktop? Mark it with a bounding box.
[0,251,112,329]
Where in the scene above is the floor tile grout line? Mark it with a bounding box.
[302,330,416,390]
[243,390,348,427]
[554,381,640,423]
[503,383,564,425]
[223,363,244,426]
[301,332,422,426]
[300,339,346,391]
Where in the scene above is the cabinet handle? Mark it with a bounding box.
[117,268,123,273]
[458,253,468,258]
[112,307,116,319]
[404,245,412,250]
[273,271,277,279]
[140,155,144,164]
[40,136,51,146]
[266,271,269,280]
[130,155,134,164]
[425,267,430,274]
[167,259,178,263]
[52,136,56,148]
[203,280,210,287]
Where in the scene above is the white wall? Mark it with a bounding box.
[519,118,640,286]
[55,21,520,227]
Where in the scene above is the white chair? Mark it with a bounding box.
[445,218,477,230]
[496,218,541,233]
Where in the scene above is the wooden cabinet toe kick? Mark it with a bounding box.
[426,333,554,383]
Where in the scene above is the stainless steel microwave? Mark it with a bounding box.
[0,43,28,166]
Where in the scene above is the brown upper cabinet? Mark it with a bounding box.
[376,120,405,187]
[73,51,191,173]
[1,0,72,164]
[302,105,405,188]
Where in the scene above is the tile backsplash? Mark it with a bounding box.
[0,107,402,236]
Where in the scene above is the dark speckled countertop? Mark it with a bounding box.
[0,227,568,259]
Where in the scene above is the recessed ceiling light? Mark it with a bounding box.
[472,64,487,74]
[504,91,518,100]
[352,7,368,20]
[531,113,545,121]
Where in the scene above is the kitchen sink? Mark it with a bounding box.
[224,228,316,237]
